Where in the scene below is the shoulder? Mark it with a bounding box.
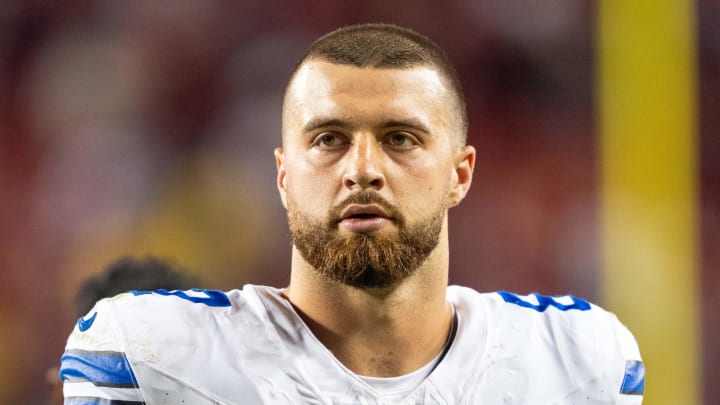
[447,286,627,356]
[63,285,277,349]
[448,285,634,341]
[60,285,279,399]
[446,286,644,402]
[66,288,234,343]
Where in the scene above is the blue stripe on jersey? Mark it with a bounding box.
[620,359,645,395]
[130,288,231,307]
[65,397,145,405]
[60,349,138,387]
[497,291,591,312]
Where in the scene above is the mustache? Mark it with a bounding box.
[328,191,404,225]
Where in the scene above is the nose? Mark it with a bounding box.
[342,135,386,191]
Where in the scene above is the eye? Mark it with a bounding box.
[384,132,418,148]
[312,133,348,149]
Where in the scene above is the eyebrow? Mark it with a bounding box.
[301,117,431,135]
[302,118,347,133]
[383,119,431,134]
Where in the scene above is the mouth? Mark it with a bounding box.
[338,204,392,232]
[340,204,390,221]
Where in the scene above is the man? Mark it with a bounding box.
[60,23,644,404]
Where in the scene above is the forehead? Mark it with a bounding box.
[282,60,460,137]
[289,60,448,98]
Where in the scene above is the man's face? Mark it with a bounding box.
[276,60,473,288]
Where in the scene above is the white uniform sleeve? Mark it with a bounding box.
[558,308,645,404]
[612,315,645,404]
[59,294,146,404]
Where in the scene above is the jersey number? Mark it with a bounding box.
[130,288,231,307]
[498,291,591,312]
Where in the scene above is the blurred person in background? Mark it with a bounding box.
[58,23,643,403]
[47,255,200,405]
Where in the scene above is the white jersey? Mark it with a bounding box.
[60,285,644,404]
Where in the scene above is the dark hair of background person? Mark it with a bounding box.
[74,255,201,317]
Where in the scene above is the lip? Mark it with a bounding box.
[338,204,392,233]
[340,204,390,220]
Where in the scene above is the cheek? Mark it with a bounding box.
[397,156,453,190]
[391,160,453,213]
[285,161,337,203]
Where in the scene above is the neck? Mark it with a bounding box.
[283,230,453,377]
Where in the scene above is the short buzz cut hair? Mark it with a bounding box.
[286,23,468,142]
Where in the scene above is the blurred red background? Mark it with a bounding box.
[0,1,717,403]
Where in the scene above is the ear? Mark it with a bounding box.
[274,147,288,209]
[448,145,475,207]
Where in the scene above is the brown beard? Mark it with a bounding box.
[287,190,446,289]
